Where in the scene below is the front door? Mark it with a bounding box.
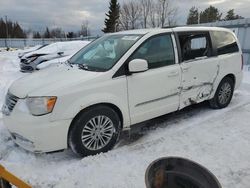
[127,34,181,124]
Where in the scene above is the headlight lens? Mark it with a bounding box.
[26,96,57,116]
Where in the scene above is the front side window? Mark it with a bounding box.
[69,34,142,71]
[211,31,239,55]
[130,34,175,69]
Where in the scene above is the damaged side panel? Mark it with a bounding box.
[179,63,220,109]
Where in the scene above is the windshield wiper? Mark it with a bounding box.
[78,64,89,71]
[63,60,73,67]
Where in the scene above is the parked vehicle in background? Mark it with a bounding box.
[2,27,243,157]
[19,41,90,72]
[18,44,48,59]
[36,55,72,70]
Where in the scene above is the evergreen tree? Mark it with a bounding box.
[13,22,26,38]
[186,7,199,25]
[0,18,7,38]
[102,0,120,33]
[0,18,26,38]
[44,27,51,38]
[33,32,41,38]
[67,32,75,38]
[225,9,244,20]
[200,6,222,23]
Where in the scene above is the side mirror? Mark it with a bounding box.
[128,59,148,73]
[58,52,64,56]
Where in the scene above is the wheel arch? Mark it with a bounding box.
[210,73,236,100]
[67,102,124,146]
[224,73,236,88]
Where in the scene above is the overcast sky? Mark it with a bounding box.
[0,0,249,35]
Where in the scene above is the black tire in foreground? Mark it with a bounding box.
[0,178,12,188]
[209,77,234,109]
[69,105,121,157]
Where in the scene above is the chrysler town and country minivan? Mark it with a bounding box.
[2,27,243,157]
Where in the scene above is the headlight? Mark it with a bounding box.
[26,96,57,116]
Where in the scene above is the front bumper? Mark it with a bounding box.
[2,104,72,153]
[19,62,35,73]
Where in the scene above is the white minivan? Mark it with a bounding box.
[2,27,243,157]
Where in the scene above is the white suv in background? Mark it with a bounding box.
[2,27,243,157]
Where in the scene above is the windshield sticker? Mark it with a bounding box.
[121,36,139,41]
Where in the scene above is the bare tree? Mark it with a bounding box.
[148,1,157,27]
[119,5,130,30]
[167,7,178,26]
[119,0,177,30]
[157,0,177,27]
[119,1,142,30]
[50,28,63,38]
[80,20,90,37]
[140,0,152,28]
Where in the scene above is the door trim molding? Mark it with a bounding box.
[135,92,179,107]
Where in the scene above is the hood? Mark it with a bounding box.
[9,64,99,98]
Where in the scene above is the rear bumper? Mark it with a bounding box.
[2,107,71,153]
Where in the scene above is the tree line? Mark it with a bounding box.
[0,1,246,38]
[186,6,244,25]
[0,18,26,38]
[33,21,91,39]
[103,0,178,33]
[103,0,245,33]
[0,18,91,39]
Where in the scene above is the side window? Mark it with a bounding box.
[211,31,239,55]
[178,32,212,62]
[130,34,175,69]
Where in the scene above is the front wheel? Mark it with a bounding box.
[69,105,121,157]
[209,77,234,109]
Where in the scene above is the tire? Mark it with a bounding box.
[209,77,234,109]
[0,178,12,188]
[69,105,121,157]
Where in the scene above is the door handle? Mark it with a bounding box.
[168,71,179,77]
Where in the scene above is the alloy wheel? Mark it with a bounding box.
[81,115,115,151]
[218,82,232,105]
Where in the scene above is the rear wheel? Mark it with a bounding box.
[209,77,234,109]
[69,105,121,157]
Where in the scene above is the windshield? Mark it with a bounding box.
[69,34,142,72]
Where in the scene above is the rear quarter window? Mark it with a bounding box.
[211,31,239,55]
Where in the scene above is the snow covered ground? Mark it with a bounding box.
[0,50,250,188]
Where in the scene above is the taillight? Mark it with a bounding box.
[241,54,244,71]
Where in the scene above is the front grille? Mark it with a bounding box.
[20,65,34,73]
[2,92,19,115]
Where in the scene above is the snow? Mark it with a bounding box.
[23,41,90,57]
[36,55,72,69]
[1,50,250,188]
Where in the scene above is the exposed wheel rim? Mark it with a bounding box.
[81,115,115,151]
[218,82,232,105]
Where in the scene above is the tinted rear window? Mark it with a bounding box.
[211,31,239,55]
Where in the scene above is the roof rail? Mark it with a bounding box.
[162,26,177,29]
